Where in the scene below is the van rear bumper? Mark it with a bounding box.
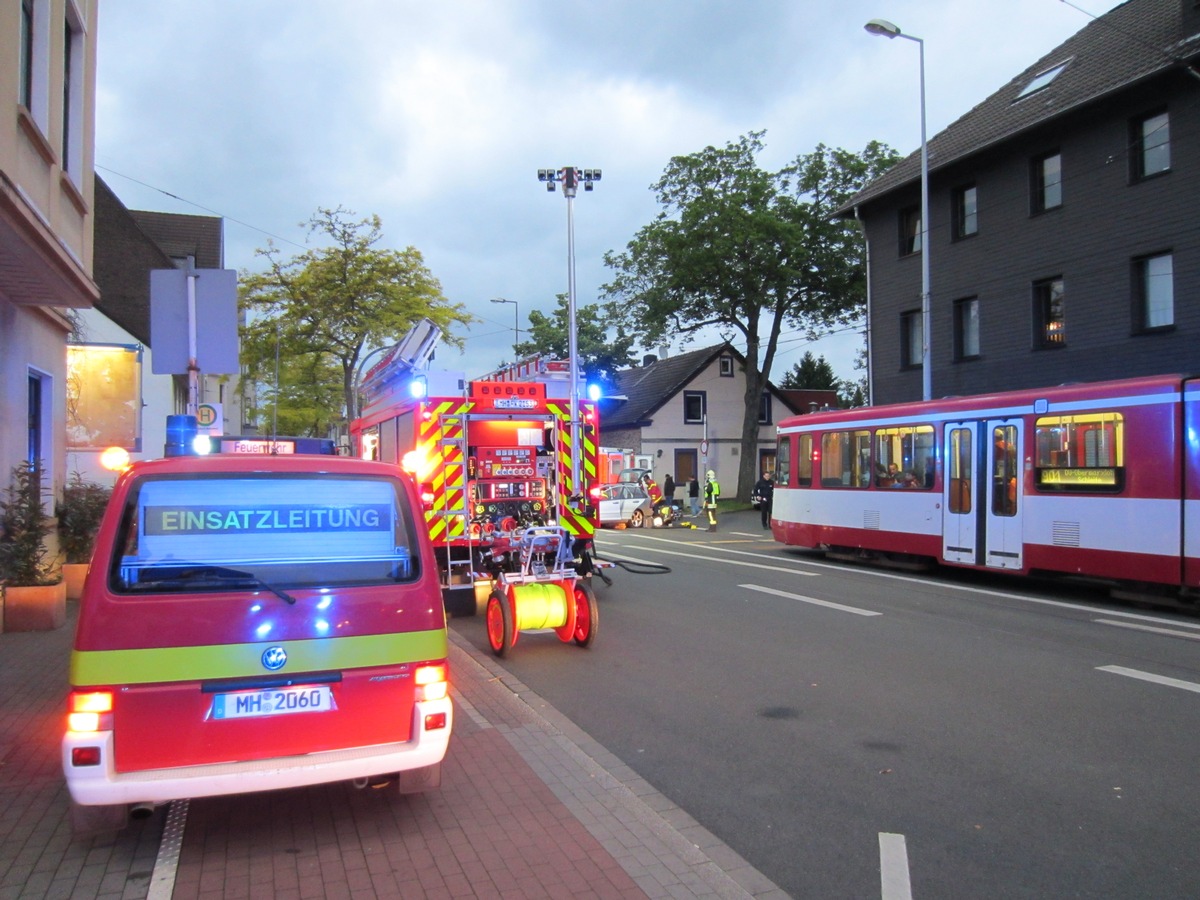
[63,697,452,807]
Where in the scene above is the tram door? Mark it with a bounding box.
[942,423,977,564]
[942,419,1024,569]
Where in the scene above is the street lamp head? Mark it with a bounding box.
[864,18,901,38]
[490,297,511,305]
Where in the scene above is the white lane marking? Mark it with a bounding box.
[611,532,803,563]
[1094,619,1200,641]
[147,799,188,900]
[601,543,817,577]
[604,533,1200,630]
[741,583,881,617]
[1097,665,1200,694]
[879,832,914,900]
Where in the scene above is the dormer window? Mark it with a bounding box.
[1016,59,1071,100]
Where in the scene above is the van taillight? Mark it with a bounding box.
[415,664,448,702]
[68,691,113,733]
[72,746,102,767]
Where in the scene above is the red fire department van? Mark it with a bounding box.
[63,452,452,833]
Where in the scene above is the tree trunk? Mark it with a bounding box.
[737,368,766,502]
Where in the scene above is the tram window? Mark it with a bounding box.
[796,434,813,487]
[992,426,1019,516]
[873,424,935,489]
[947,428,972,513]
[1034,412,1124,492]
[776,436,791,487]
[820,430,870,488]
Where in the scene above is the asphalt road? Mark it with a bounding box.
[450,511,1200,899]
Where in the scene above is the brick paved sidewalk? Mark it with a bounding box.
[0,607,161,900]
[1,605,784,899]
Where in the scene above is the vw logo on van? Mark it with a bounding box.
[261,646,288,671]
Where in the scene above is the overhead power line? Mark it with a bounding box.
[96,164,309,251]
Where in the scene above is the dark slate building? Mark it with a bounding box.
[91,177,173,347]
[842,0,1200,405]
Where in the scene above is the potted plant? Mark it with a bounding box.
[56,473,112,600]
[0,462,65,632]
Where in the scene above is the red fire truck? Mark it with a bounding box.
[350,345,603,631]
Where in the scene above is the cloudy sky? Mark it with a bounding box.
[94,0,1123,384]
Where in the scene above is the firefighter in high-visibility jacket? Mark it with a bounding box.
[703,469,720,532]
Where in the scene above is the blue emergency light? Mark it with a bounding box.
[164,415,198,457]
[164,415,212,457]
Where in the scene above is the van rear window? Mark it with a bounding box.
[110,473,419,594]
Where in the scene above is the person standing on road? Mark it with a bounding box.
[662,473,676,509]
[703,469,720,532]
[753,471,774,529]
[688,476,700,516]
[641,473,663,506]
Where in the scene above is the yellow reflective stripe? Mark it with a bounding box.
[560,509,594,536]
[69,629,448,687]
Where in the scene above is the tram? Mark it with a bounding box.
[771,374,1200,601]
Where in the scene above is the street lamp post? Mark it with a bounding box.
[537,166,601,500]
[865,18,931,402]
[490,297,519,360]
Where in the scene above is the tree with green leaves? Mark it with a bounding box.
[779,351,841,392]
[845,345,868,408]
[513,294,638,395]
[779,350,868,409]
[602,132,898,498]
[240,208,472,436]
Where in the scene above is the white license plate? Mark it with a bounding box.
[210,685,334,720]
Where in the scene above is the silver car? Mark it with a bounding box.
[597,482,652,528]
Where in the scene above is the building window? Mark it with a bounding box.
[1135,252,1174,331]
[1015,59,1071,100]
[899,206,922,256]
[1033,277,1065,348]
[27,371,46,468]
[954,297,980,360]
[900,310,922,368]
[61,6,84,178]
[758,391,772,425]
[20,0,34,109]
[67,344,143,451]
[683,391,706,424]
[1031,152,1062,212]
[21,0,49,130]
[953,185,978,238]
[719,355,734,377]
[758,450,776,478]
[1132,110,1170,180]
